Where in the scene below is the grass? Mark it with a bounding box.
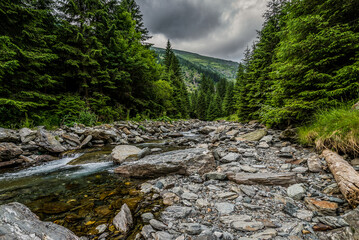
[298,106,359,156]
[215,114,240,122]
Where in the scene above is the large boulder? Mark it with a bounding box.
[0,202,79,240]
[0,143,23,161]
[37,129,66,153]
[0,128,19,142]
[114,148,215,178]
[111,145,141,164]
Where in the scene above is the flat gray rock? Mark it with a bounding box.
[111,145,141,163]
[228,172,299,186]
[0,202,79,240]
[113,203,133,234]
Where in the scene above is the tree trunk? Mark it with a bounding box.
[322,149,359,207]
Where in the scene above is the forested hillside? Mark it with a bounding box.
[153,47,238,91]
[0,0,192,127]
[234,0,359,127]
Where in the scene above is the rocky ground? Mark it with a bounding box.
[1,120,359,239]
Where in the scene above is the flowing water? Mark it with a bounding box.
[0,132,199,239]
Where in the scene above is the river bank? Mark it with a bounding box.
[1,120,359,239]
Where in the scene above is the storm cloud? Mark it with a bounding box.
[137,0,269,62]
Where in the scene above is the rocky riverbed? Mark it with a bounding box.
[1,120,359,239]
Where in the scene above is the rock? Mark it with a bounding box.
[153,231,173,240]
[84,129,115,141]
[239,185,256,197]
[343,207,359,238]
[305,198,338,215]
[228,172,299,186]
[163,192,180,205]
[149,219,167,230]
[251,229,277,239]
[179,223,202,235]
[113,203,133,234]
[96,224,107,234]
[292,166,308,173]
[221,153,241,163]
[220,215,252,225]
[0,143,23,161]
[199,126,217,134]
[260,135,273,143]
[161,206,192,220]
[0,202,79,239]
[241,165,258,173]
[169,132,183,138]
[295,209,313,221]
[141,212,154,223]
[257,141,270,149]
[279,128,297,141]
[135,136,144,143]
[318,216,349,228]
[19,128,36,143]
[204,172,227,180]
[231,221,264,232]
[79,135,92,148]
[62,133,81,146]
[141,225,155,239]
[0,128,19,142]
[226,130,239,136]
[287,184,306,200]
[239,129,267,141]
[215,202,235,215]
[122,128,131,135]
[138,147,151,159]
[160,126,170,133]
[111,145,141,163]
[182,192,198,200]
[196,199,209,207]
[317,227,355,240]
[307,155,322,172]
[37,129,66,153]
[114,148,215,178]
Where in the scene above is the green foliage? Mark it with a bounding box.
[235,0,359,127]
[299,105,359,156]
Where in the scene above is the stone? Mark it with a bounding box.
[62,133,81,146]
[0,202,79,240]
[228,172,299,186]
[295,209,313,221]
[279,128,297,141]
[149,219,167,230]
[239,129,267,141]
[215,202,235,215]
[141,225,155,239]
[37,129,66,153]
[343,207,359,238]
[305,198,338,215]
[352,101,359,110]
[111,145,141,163]
[251,229,277,239]
[287,184,306,200]
[153,231,173,240]
[260,135,273,143]
[163,192,180,205]
[113,203,133,234]
[135,136,144,143]
[257,141,270,149]
[317,227,355,240]
[204,172,227,180]
[221,153,241,163]
[19,128,36,143]
[79,135,92,148]
[182,192,198,200]
[141,212,154,223]
[169,132,184,138]
[179,223,202,235]
[0,128,19,142]
[220,215,252,225]
[231,221,264,232]
[318,216,349,228]
[138,147,151,159]
[96,224,107,234]
[196,199,209,207]
[292,166,308,173]
[239,185,257,197]
[114,148,215,178]
[241,165,258,173]
[0,143,23,161]
[199,126,217,134]
[161,206,192,220]
[307,155,322,172]
[226,130,239,136]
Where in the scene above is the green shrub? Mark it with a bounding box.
[298,106,359,156]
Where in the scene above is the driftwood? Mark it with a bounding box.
[322,149,359,207]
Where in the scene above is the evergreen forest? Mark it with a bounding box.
[0,0,358,129]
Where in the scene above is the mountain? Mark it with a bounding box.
[152,47,239,91]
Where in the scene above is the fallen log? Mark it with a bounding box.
[322,149,359,207]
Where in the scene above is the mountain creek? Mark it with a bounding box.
[0,120,359,240]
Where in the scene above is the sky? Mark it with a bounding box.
[137,0,269,62]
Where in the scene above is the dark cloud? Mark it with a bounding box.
[137,0,268,61]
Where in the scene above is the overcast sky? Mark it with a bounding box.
[137,0,269,62]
